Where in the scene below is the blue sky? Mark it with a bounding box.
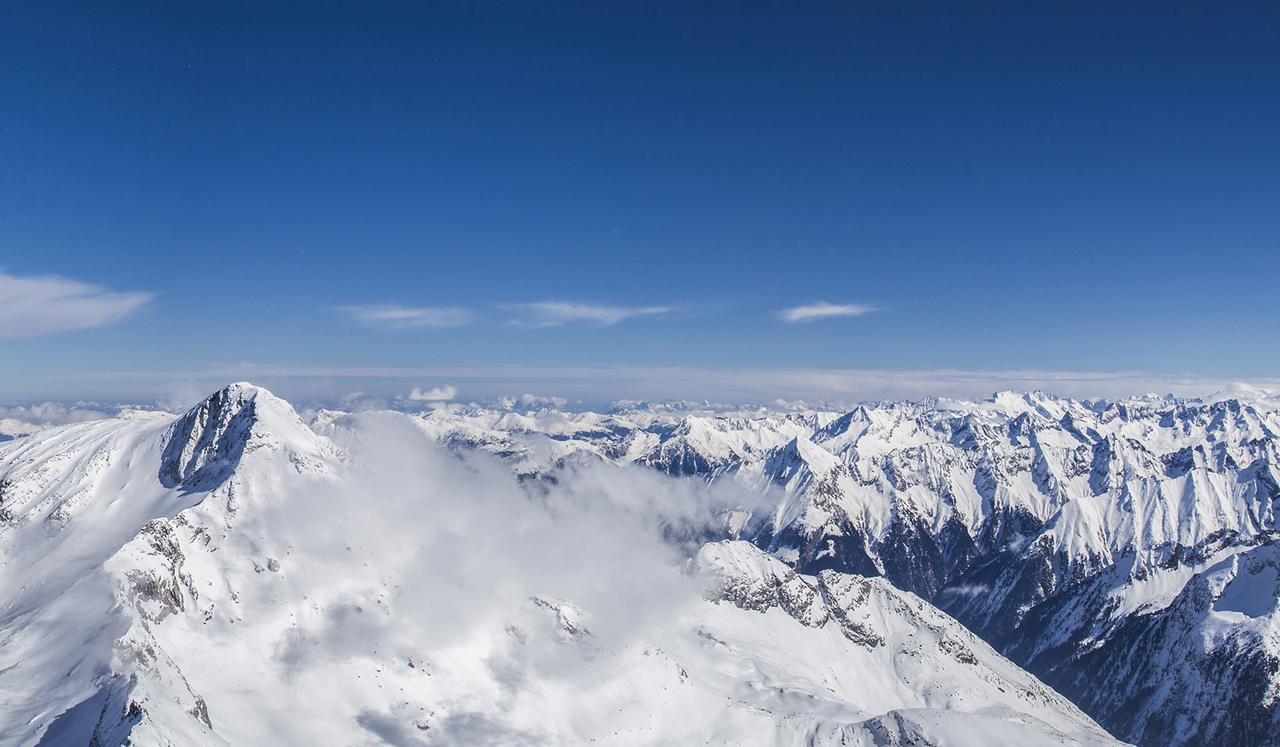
[1,3,1278,404]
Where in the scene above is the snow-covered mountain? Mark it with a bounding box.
[370,388,1280,745]
[0,384,1119,746]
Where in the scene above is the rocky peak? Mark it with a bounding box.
[158,382,319,491]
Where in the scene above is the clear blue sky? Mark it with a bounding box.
[1,2,1278,403]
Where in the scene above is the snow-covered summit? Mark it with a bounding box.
[159,382,330,491]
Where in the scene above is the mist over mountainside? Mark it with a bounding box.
[0,402,164,441]
[0,383,1121,746]
[379,387,1280,746]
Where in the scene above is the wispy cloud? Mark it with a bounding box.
[338,304,471,329]
[408,384,457,401]
[777,302,878,323]
[504,302,671,328]
[0,270,153,339]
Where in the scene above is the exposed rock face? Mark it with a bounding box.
[158,381,333,492]
[1021,543,1280,746]
[698,539,1016,656]
[696,539,832,629]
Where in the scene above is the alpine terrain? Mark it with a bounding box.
[403,387,1280,746]
[0,383,1119,746]
[7,382,1280,745]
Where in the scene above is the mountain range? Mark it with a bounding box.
[402,386,1280,745]
[4,382,1280,744]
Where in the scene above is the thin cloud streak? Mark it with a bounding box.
[778,302,879,323]
[338,304,471,329]
[504,302,671,328]
[0,270,153,339]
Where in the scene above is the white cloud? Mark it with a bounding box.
[504,302,671,328]
[0,270,153,339]
[520,392,567,408]
[258,414,744,741]
[496,393,568,410]
[939,584,992,600]
[409,385,458,401]
[0,402,115,439]
[338,304,471,329]
[777,302,878,323]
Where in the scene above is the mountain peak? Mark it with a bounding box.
[158,382,316,491]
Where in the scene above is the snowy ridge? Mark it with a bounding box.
[160,382,335,491]
[694,541,1117,745]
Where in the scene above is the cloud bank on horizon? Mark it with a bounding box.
[2,270,1271,406]
[24,363,1280,410]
